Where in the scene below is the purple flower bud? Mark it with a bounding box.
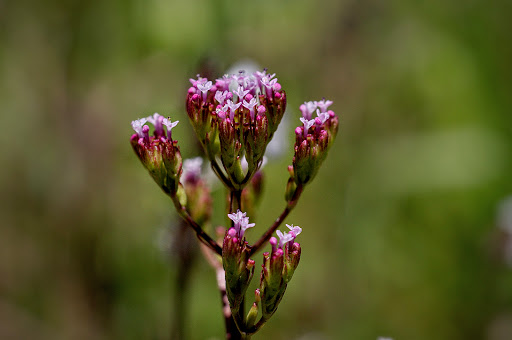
[141,125,150,143]
[257,105,266,116]
[269,236,277,254]
[228,227,237,237]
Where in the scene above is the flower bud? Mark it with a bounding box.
[222,227,255,314]
[182,158,212,225]
[130,115,183,195]
[292,101,339,186]
[258,226,302,319]
[245,289,261,328]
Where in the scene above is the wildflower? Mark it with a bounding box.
[130,113,183,195]
[228,209,255,238]
[315,99,333,113]
[299,101,317,120]
[292,99,339,185]
[197,80,213,102]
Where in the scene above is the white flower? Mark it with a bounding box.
[286,224,302,238]
[300,117,315,137]
[131,118,147,137]
[162,117,179,139]
[276,230,294,248]
[315,99,333,113]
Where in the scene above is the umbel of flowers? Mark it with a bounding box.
[130,69,338,339]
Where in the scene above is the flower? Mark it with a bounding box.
[225,99,242,121]
[286,224,302,239]
[276,230,295,249]
[185,68,287,187]
[131,118,147,138]
[243,97,259,119]
[197,80,213,102]
[315,109,330,124]
[315,99,333,113]
[162,117,179,139]
[227,209,255,238]
[300,117,315,138]
[234,85,250,101]
[130,113,183,194]
[292,98,339,185]
[299,101,317,120]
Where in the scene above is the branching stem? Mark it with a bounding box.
[248,184,303,256]
[170,194,222,255]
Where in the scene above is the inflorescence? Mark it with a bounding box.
[130,69,339,338]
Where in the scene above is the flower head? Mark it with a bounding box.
[130,113,183,194]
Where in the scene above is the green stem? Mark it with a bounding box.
[170,194,222,255]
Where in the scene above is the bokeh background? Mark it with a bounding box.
[1,0,511,339]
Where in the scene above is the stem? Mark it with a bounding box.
[210,157,233,189]
[205,144,234,190]
[233,189,242,212]
[245,317,268,336]
[170,194,222,255]
[216,266,244,340]
[170,220,196,340]
[248,184,303,256]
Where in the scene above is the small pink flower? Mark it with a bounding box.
[131,118,147,138]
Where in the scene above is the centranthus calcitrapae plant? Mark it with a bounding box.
[130,70,338,339]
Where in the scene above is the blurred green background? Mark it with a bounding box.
[1,0,512,339]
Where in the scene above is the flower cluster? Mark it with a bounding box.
[129,68,340,338]
[258,224,302,319]
[186,70,287,188]
[130,113,182,195]
[222,213,302,332]
[292,99,339,186]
